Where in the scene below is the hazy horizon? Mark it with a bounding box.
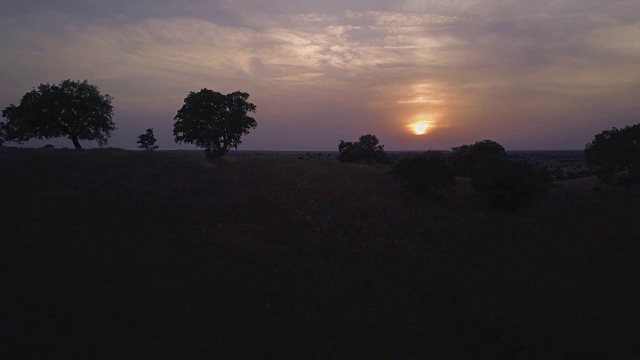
[3,142,587,153]
[2,1,639,151]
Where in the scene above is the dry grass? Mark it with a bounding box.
[2,147,639,358]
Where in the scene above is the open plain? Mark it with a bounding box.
[2,147,639,358]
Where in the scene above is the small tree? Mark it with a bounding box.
[137,128,158,151]
[1,80,116,149]
[173,89,257,158]
[471,155,551,211]
[450,139,506,176]
[337,134,389,165]
[584,123,640,187]
[391,150,456,195]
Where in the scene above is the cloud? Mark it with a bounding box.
[1,1,640,150]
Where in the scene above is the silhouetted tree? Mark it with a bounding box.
[392,150,456,195]
[338,134,389,165]
[137,128,158,151]
[0,124,5,147]
[584,123,640,187]
[173,89,257,158]
[0,80,115,149]
[471,155,551,211]
[450,139,506,176]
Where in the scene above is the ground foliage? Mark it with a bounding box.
[471,155,553,211]
[2,148,639,358]
[391,150,456,195]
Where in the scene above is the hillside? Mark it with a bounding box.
[2,147,639,358]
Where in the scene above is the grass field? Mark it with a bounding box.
[2,147,639,358]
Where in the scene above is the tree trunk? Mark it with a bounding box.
[71,136,82,149]
[217,146,227,157]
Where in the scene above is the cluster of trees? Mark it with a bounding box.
[2,79,639,202]
[338,125,640,210]
[336,135,551,210]
[0,80,257,158]
[337,134,390,165]
[390,139,551,210]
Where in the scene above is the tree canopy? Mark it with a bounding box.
[337,134,389,165]
[585,123,640,187]
[0,80,115,149]
[173,89,257,158]
[137,128,158,151]
[450,139,506,176]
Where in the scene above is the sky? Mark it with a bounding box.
[1,0,639,150]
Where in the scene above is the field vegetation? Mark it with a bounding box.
[2,147,639,358]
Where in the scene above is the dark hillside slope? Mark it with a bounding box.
[2,148,639,358]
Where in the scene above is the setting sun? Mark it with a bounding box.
[412,122,429,135]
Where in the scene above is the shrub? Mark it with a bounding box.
[391,150,456,195]
[577,169,592,178]
[550,167,565,181]
[584,123,640,188]
[471,155,552,211]
[450,139,506,176]
[337,134,389,165]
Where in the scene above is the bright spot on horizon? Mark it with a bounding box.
[412,122,429,135]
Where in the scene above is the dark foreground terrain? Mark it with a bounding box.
[2,148,639,358]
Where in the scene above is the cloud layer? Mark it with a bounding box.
[1,0,639,150]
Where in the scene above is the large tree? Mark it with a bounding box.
[173,89,257,158]
[585,123,640,187]
[0,80,115,149]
